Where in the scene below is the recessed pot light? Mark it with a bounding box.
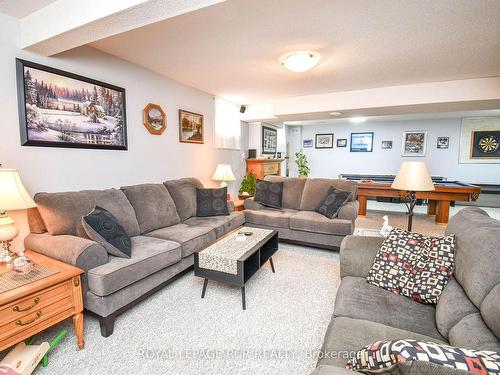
[281,52,320,72]
[329,112,342,116]
[349,117,367,124]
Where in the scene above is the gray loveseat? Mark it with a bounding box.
[312,207,500,374]
[25,178,244,336]
[244,176,359,249]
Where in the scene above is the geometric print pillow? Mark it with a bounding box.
[366,228,455,304]
[346,339,500,374]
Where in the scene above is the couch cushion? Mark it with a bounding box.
[121,183,180,234]
[145,224,216,257]
[448,313,500,352]
[164,178,204,221]
[445,207,500,309]
[34,189,140,237]
[244,208,297,229]
[315,187,352,219]
[300,178,357,211]
[264,176,306,210]
[254,179,284,208]
[183,211,245,237]
[334,276,444,341]
[87,236,181,296]
[436,277,479,338]
[289,211,353,236]
[481,284,500,340]
[319,316,446,369]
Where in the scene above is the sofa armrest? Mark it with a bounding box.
[337,200,359,221]
[243,197,265,210]
[340,235,384,278]
[25,233,108,272]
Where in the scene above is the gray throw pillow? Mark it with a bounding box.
[315,187,351,219]
[82,206,132,258]
[254,179,283,208]
[196,187,229,217]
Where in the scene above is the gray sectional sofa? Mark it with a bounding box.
[244,176,359,249]
[312,207,500,375]
[25,178,244,336]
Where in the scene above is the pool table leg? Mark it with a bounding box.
[427,200,437,216]
[436,200,451,225]
[358,195,367,216]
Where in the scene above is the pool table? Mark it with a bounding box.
[351,178,481,225]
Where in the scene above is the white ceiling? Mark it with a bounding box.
[0,0,57,18]
[90,0,500,104]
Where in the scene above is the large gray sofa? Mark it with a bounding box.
[244,176,359,249]
[312,207,500,374]
[25,178,244,336]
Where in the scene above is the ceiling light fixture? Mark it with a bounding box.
[349,117,367,124]
[281,52,320,72]
[329,112,342,116]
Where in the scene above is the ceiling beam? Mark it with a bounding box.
[20,0,226,56]
[242,77,500,122]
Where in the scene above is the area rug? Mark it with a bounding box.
[24,243,340,375]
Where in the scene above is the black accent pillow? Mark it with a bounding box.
[254,179,284,208]
[82,206,132,258]
[315,187,352,219]
[196,187,229,217]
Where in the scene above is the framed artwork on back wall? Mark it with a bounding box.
[16,59,127,150]
[315,133,334,148]
[459,117,500,163]
[402,130,427,156]
[261,125,277,154]
[350,132,373,152]
[179,109,204,144]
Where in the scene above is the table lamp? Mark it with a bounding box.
[391,161,434,231]
[211,164,236,188]
[0,168,36,265]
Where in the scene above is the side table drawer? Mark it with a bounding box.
[0,281,72,327]
[0,294,74,341]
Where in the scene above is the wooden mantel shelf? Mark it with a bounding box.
[246,159,284,179]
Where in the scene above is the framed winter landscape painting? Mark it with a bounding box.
[16,59,127,150]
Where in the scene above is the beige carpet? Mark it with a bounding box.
[356,210,445,236]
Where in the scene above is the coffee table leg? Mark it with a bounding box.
[201,278,208,298]
[241,286,246,310]
[269,257,276,273]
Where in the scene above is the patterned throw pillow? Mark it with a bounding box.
[196,187,229,217]
[315,186,352,219]
[82,206,132,258]
[366,228,455,304]
[254,179,284,209]
[346,339,500,374]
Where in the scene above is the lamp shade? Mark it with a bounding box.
[391,162,435,192]
[211,164,236,181]
[0,169,36,211]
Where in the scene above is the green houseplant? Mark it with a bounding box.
[238,172,257,199]
[295,151,310,178]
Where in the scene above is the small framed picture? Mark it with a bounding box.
[381,140,393,149]
[350,132,374,152]
[437,137,449,149]
[303,139,313,148]
[315,133,334,149]
[179,109,204,144]
[336,139,347,147]
[402,130,427,157]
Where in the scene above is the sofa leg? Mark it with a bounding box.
[99,315,116,337]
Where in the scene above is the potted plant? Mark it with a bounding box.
[238,173,257,200]
[295,151,310,178]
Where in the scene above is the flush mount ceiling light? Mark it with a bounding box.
[349,117,367,124]
[329,112,342,116]
[281,52,320,72]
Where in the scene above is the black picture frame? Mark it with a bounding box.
[437,137,449,149]
[16,58,128,150]
[336,138,347,147]
[350,132,374,152]
[381,140,393,149]
[315,133,334,148]
[261,125,277,154]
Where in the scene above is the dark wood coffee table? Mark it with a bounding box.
[194,227,278,310]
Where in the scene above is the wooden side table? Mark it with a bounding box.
[0,250,84,352]
[231,199,245,212]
